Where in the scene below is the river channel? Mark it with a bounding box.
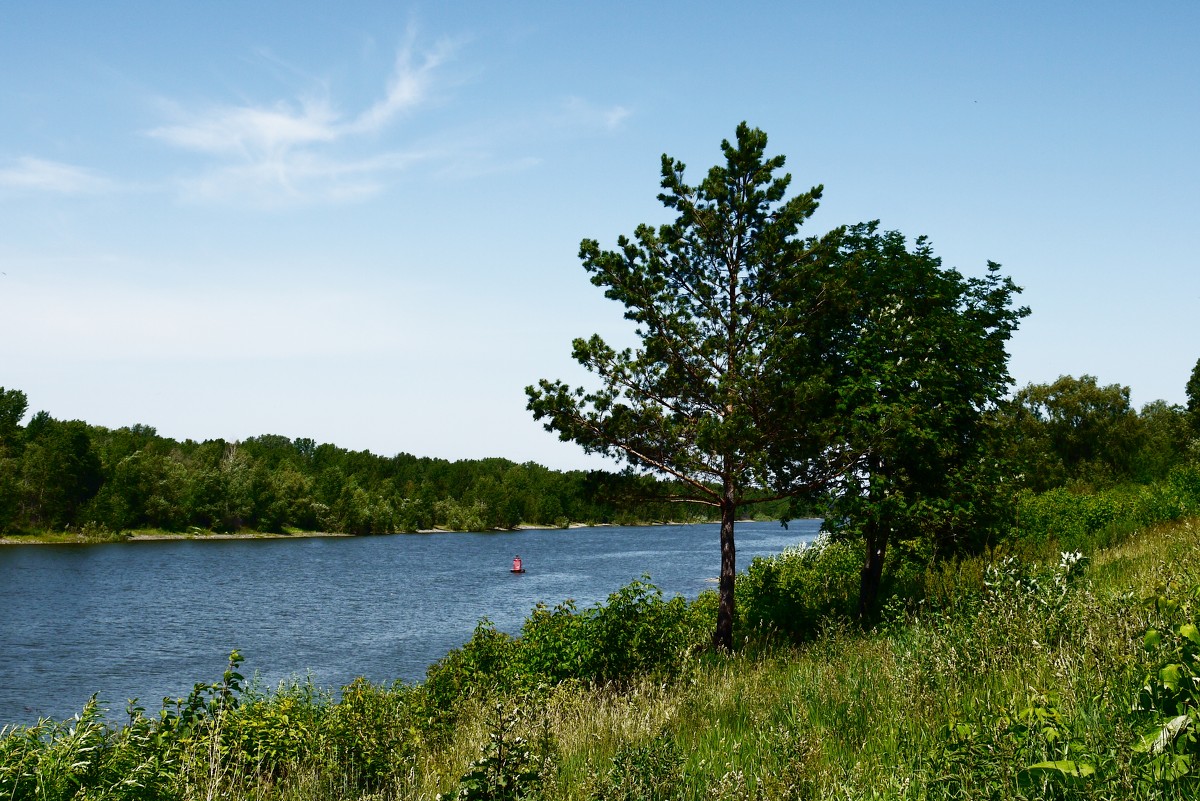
[0,519,820,726]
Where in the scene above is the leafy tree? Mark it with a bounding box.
[1188,357,1200,435]
[1006,375,1144,491]
[1132,400,1192,482]
[0,387,27,447]
[527,124,856,650]
[814,224,1027,618]
[18,413,103,529]
[0,388,27,531]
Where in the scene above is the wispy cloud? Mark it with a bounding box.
[179,149,431,206]
[347,34,456,135]
[0,157,113,195]
[559,97,632,132]
[148,31,456,207]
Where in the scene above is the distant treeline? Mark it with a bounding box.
[2,368,1198,539]
[0,387,801,536]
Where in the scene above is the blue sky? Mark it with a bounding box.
[1,2,1197,470]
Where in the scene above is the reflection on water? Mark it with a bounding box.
[0,519,819,725]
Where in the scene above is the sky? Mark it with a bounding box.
[1,2,1197,471]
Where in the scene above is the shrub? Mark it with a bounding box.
[425,620,519,713]
[581,579,701,685]
[1013,467,1200,554]
[1133,577,1200,787]
[446,702,553,801]
[323,678,424,792]
[736,536,860,642]
[588,731,683,801]
[516,579,707,687]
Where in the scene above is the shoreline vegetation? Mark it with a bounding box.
[0,518,795,546]
[0,383,803,541]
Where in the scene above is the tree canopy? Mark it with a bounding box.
[1188,356,1200,434]
[815,224,1027,617]
[528,124,858,649]
[0,390,727,537]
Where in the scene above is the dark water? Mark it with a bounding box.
[0,519,820,726]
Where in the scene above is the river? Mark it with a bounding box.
[0,519,820,726]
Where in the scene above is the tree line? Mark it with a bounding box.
[0,385,784,537]
[3,367,1194,541]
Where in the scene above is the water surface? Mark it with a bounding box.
[0,519,820,726]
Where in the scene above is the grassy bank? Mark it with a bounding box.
[4,512,1199,799]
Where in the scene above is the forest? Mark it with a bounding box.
[0,385,763,538]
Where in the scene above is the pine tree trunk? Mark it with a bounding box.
[713,493,737,652]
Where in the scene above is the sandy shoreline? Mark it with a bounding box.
[0,519,755,546]
[0,530,354,546]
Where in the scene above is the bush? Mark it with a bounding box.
[516,579,707,687]
[588,731,683,801]
[447,702,553,801]
[0,698,177,801]
[425,620,519,714]
[1014,469,1200,552]
[322,678,424,792]
[737,536,861,642]
[578,579,701,685]
[228,685,322,781]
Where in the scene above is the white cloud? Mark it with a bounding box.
[347,34,456,135]
[178,149,431,207]
[0,157,113,195]
[147,31,457,207]
[559,97,632,132]
[150,99,339,157]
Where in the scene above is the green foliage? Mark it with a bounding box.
[736,536,861,641]
[0,387,710,537]
[1002,374,1194,493]
[1187,357,1200,434]
[159,649,245,736]
[519,600,590,684]
[1013,466,1200,551]
[0,696,179,801]
[425,621,520,713]
[429,579,709,717]
[0,387,27,532]
[19,414,103,530]
[1133,579,1200,786]
[322,678,425,792]
[1134,400,1195,483]
[446,703,551,801]
[0,654,254,801]
[816,223,1027,618]
[227,681,325,782]
[588,732,683,801]
[566,579,701,686]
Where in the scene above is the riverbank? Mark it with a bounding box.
[0,517,777,546]
[0,528,353,546]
